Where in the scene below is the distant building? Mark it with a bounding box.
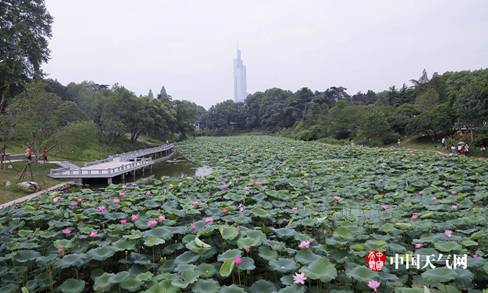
[233,49,247,102]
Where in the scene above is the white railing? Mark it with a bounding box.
[50,159,153,177]
[119,144,174,161]
[49,144,174,178]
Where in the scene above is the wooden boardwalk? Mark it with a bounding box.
[49,144,174,183]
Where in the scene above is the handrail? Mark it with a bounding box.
[49,144,174,178]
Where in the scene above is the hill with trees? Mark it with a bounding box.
[202,69,488,149]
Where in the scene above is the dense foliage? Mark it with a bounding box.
[202,70,488,147]
[1,79,204,158]
[0,0,53,112]
[0,136,487,292]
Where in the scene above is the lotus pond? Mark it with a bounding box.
[0,135,487,292]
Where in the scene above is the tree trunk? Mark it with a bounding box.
[0,91,6,113]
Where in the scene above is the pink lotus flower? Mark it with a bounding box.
[97,205,106,213]
[113,198,121,204]
[119,191,125,197]
[451,204,458,209]
[131,214,139,222]
[293,272,307,285]
[145,191,152,196]
[378,179,384,184]
[192,200,200,207]
[76,198,82,203]
[62,228,71,236]
[191,223,197,231]
[298,240,311,249]
[415,243,423,249]
[148,220,158,227]
[158,215,166,222]
[204,217,214,224]
[70,201,79,208]
[292,207,299,212]
[411,213,418,220]
[53,197,60,202]
[333,196,342,202]
[431,196,437,201]
[120,219,127,224]
[233,256,242,265]
[222,208,229,214]
[88,231,98,238]
[255,179,263,186]
[368,280,381,292]
[243,186,250,192]
[382,204,390,210]
[239,204,246,212]
[244,246,251,253]
[451,191,458,195]
[221,184,229,190]
[57,247,65,254]
[444,229,453,237]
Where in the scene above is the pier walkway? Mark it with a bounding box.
[49,144,174,184]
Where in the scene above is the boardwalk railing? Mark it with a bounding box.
[84,157,113,167]
[119,144,174,161]
[50,159,153,177]
[49,144,174,179]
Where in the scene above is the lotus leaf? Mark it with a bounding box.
[300,257,337,282]
[250,280,277,293]
[87,246,116,261]
[269,258,298,273]
[59,279,85,293]
[192,279,220,293]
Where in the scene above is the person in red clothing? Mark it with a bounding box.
[42,147,49,162]
[25,146,33,161]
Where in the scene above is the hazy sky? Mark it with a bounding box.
[43,0,488,108]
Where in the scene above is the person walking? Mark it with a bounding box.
[396,138,401,148]
[25,146,33,161]
[42,147,49,162]
[441,137,446,148]
[480,145,486,157]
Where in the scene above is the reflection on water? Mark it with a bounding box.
[150,157,213,178]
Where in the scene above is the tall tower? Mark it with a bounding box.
[233,48,247,102]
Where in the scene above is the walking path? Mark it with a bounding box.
[49,144,174,180]
[0,181,75,209]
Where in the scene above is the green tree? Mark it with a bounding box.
[407,103,454,139]
[415,87,440,112]
[9,81,62,154]
[0,0,53,112]
[356,108,397,146]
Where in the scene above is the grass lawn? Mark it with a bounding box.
[0,161,66,204]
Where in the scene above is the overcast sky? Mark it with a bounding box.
[43,0,488,108]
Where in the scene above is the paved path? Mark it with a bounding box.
[0,181,75,209]
[49,144,174,179]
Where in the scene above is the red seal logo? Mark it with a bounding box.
[366,250,387,272]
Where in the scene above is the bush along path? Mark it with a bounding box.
[0,135,487,292]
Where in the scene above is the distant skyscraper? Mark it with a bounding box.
[233,49,247,102]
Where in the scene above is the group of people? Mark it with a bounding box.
[24,146,49,162]
[442,137,486,157]
[450,142,470,155]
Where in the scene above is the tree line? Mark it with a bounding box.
[1,79,204,159]
[202,69,488,147]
